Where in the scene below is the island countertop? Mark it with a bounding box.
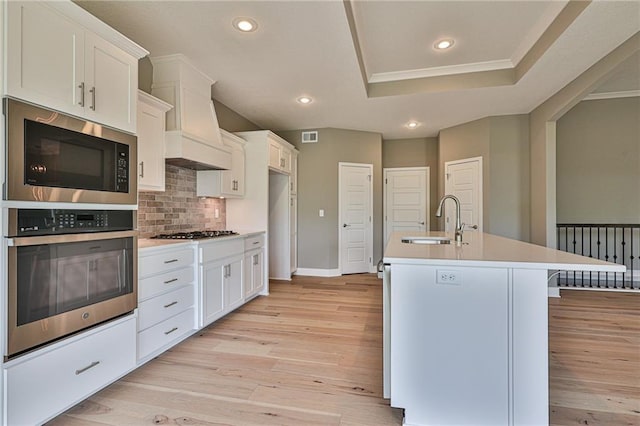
[383,231,626,272]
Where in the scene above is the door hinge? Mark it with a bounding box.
[446,173,451,180]
[368,174,372,182]
[385,178,387,184]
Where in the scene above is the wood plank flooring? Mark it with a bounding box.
[47,275,639,425]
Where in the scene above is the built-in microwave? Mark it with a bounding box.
[3,98,137,204]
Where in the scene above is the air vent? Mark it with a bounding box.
[301,131,318,143]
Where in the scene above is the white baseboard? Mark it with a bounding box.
[294,268,341,277]
[548,286,561,298]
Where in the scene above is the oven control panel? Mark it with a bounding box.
[10,209,134,236]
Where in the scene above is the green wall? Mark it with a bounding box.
[278,128,383,270]
[382,137,439,230]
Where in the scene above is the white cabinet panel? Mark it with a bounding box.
[137,91,172,191]
[139,246,195,278]
[138,285,195,331]
[138,308,195,360]
[197,130,246,198]
[6,1,85,117]
[5,317,136,426]
[138,266,194,301]
[202,260,225,326]
[5,1,145,133]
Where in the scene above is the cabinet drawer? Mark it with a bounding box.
[138,308,195,360]
[139,266,194,301]
[201,239,244,263]
[244,234,265,250]
[138,285,195,331]
[139,247,194,277]
[5,317,136,426]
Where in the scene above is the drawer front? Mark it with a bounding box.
[5,317,136,426]
[139,247,194,278]
[139,266,195,301]
[138,308,195,360]
[138,285,195,331]
[244,234,265,250]
[201,239,244,263]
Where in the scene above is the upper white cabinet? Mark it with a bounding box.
[268,138,293,174]
[5,1,148,134]
[137,91,173,192]
[197,130,246,198]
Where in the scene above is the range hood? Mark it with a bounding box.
[150,54,231,170]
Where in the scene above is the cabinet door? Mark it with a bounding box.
[84,31,137,133]
[280,148,292,173]
[6,1,85,117]
[252,250,265,295]
[202,261,224,326]
[231,141,246,196]
[224,257,244,311]
[268,141,282,170]
[137,94,167,191]
[290,153,298,194]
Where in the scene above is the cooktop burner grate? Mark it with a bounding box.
[151,230,238,240]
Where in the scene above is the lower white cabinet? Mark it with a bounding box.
[244,234,265,300]
[200,239,244,327]
[4,316,136,426]
[137,244,197,363]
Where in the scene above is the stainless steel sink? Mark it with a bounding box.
[401,236,451,245]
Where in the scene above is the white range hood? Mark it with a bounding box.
[150,54,231,170]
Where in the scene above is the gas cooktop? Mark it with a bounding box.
[151,230,239,240]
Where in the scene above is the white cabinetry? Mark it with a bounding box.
[244,234,266,300]
[268,139,292,173]
[200,239,244,327]
[137,91,173,192]
[197,130,246,198]
[5,1,147,133]
[228,131,298,282]
[137,244,197,363]
[4,315,136,426]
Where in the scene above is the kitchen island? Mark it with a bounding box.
[382,231,625,426]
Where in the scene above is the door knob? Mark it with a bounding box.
[419,221,425,225]
[466,224,478,230]
[343,223,349,228]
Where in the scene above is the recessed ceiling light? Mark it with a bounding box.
[406,121,419,129]
[233,17,258,32]
[434,39,455,50]
[297,96,313,105]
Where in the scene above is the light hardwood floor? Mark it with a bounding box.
[48,275,639,425]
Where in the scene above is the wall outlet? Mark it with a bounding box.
[437,270,462,285]
[319,209,325,217]
[214,208,220,219]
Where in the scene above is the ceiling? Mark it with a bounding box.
[74,1,640,139]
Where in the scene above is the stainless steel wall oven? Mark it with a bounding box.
[5,209,137,359]
[3,98,137,204]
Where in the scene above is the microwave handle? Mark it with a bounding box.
[7,230,137,247]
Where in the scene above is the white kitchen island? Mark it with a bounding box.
[382,231,625,426]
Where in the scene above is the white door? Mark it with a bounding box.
[339,163,373,275]
[383,167,429,248]
[444,157,482,233]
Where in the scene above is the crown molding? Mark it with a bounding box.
[583,90,640,101]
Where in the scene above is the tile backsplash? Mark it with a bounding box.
[137,164,226,238]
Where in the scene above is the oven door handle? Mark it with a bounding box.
[6,230,138,247]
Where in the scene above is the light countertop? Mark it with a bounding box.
[383,231,626,272]
[138,229,265,250]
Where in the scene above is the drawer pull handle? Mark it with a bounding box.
[164,278,179,284]
[164,259,179,264]
[164,327,178,335]
[75,361,100,375]
[164,301,178,308]
[253,241,259,245]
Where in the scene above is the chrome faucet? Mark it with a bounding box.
[436,195,464,242]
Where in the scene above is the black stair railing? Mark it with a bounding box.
[556,224,639,290]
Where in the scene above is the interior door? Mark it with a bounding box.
[384,167,429,248]
[339,163,373,275]
[444,157,482,233]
